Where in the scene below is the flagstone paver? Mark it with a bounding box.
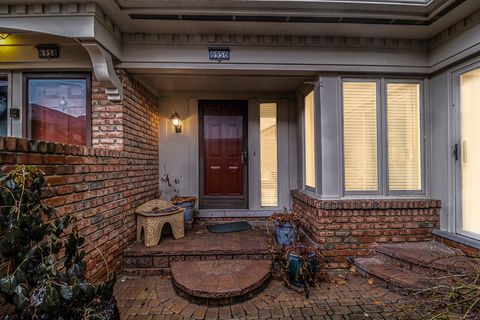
[114,272,421,319]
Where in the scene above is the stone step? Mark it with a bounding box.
[122,223,273,276]
[354,257,442,292]
[171,259,271,306]
[375,241,473,274]
[122,252,272,277]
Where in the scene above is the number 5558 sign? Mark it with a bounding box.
[209,48,230,62]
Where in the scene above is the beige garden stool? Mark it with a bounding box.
[135,199,185,247]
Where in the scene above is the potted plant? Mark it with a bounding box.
[269,210,300,246]
[281,245,325,297]
[170,196,197,230]
[0,166,119,319]
[159,168,196,230]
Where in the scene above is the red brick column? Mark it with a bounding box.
[291,190,441,268]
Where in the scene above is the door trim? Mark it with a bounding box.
[198,100,249,209]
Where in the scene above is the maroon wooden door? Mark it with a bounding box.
[199,100,248,209]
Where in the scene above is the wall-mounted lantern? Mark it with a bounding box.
[171,111,182,133]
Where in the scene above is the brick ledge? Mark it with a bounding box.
[433,230,480,252]
[0,136,155,159]
[291,190,441,210]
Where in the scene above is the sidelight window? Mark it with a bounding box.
[260,102,278,207]
[304,91,316,189]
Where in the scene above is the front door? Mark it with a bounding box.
[199,100,248,209]
[454,65,480,240]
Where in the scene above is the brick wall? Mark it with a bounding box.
[92,70,159,153]
[0,70,160,281]
[292,190,441,268]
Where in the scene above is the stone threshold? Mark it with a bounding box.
[197,209,275,218]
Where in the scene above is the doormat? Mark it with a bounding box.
[207,221,252,233]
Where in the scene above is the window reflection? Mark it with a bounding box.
[28,78,88,145]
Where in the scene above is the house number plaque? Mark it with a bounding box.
[209,48,230,62]
[36,44,60,59]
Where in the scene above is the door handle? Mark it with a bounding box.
[453,144,459,161]
[241,151,248,165]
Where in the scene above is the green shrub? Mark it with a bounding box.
[0,166,119,319]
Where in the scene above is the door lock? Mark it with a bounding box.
[241,151,248,165]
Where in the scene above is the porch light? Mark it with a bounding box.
[0,34,10,40]
[171,111,182,133]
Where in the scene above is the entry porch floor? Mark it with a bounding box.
[125,221,270,256]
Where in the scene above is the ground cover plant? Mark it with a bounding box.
[392,257,480,319]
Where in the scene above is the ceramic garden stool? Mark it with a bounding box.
[135,199,185,247]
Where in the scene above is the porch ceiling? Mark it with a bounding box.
[133,72,316,94]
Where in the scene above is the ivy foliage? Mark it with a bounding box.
[0,166,119,319]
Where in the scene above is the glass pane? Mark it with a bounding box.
[460,68,480,235]
[28,78,87,145]
[260,103,278,207]
[387,83,422,191]
[343,82,378,192]
[0,76,7,136]
[304,91,315,188]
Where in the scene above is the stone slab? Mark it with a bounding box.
[376,241,476,273]
[171,259,271,304]
[354,257,437,291]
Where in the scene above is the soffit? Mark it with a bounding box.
[109,0,480,39]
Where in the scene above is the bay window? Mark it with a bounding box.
[387,83,422,191]
[342,78,424,195]
[26,74,90,146]
[343,81,379,192]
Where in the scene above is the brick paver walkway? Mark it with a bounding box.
[114,272,416,320]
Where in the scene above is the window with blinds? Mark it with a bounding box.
[260,103,278,207]
[343,82,378,192]
[304,91,316,188]
[387,83,422,191]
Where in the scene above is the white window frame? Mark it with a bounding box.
[340,77,426,197]
[0,72,12,137]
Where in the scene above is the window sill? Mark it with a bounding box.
[292,189,441,210]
